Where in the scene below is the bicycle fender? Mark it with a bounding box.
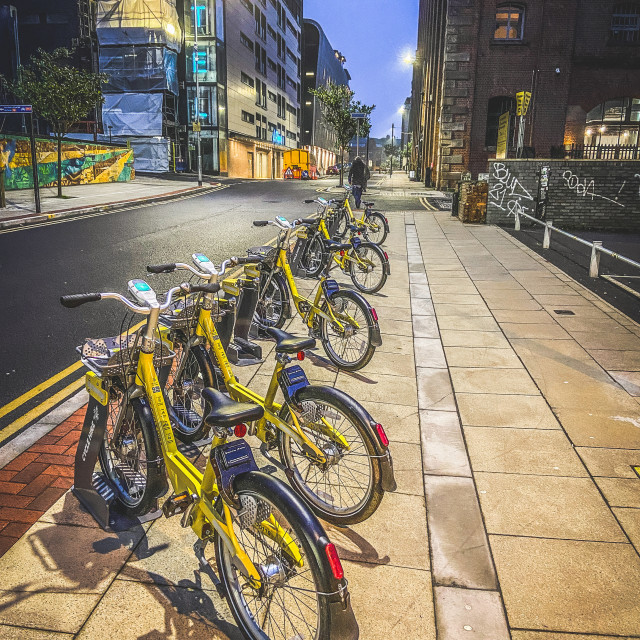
[358,405,397,493]
[133,397,169,500]
[339,288,382,347]
[233,471,359,637]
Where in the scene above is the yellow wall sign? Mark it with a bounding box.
[496,112,510,159]
[516,91,532,116]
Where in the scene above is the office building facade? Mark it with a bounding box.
[300,18,350,173]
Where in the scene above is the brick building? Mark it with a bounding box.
[410,0,640,188]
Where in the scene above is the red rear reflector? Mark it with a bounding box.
[371,308,378,322]
[383,251,389,260]
[340,250,345,256]
[376,423,389,447]
[234,423,248,438]
[385,217,388,223]
[297,351,305,361]
[325,543,344,580]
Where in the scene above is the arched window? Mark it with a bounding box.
[486,96,516,147]
[611,3,640,42]
[494,5,524,40]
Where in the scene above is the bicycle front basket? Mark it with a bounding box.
[248,245,279,268]
[78,329,175,376]
[159,294,202,330]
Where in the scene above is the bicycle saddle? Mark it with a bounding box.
[265,327,316,354]
[322,239,353,253]
[363,201,375,207]
[201,388,264,428]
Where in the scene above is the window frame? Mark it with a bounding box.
[493,5,525,42]
[610,3,640,43]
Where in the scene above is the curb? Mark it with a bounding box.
[0,183,220,231]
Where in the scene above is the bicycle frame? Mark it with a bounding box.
[315,216,375,272]
[192,305,350,464]
[129,316,302,587]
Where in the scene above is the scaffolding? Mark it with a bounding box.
[97,0,182,172]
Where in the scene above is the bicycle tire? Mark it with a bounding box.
[279,386,384,525]
[165,341,215,443]
[255,270,288,329]
[363,212,388,245]
[214,471,346,640]
[333,208,349,239]
[320,289,376,371]
[349,243,388,294]
[300,233,327,278]
[98,390,164,516]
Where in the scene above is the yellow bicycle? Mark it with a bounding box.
[332,186,389,245]
[61,280,358,640]
[146,254,395,525]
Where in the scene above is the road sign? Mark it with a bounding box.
[496,112,510,160]
[0,105,32,114]
[351,113,366,119]
[192,122,201,132]
[516,92,531,117]
[522,91,531,115]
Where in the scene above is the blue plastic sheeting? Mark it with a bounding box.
[99,46,178,95]
[102,93,163,137]
[129,137,170,173]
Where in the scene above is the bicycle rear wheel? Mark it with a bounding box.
[215,472,342,640]
[333,208,349,239]
[255,270,287,329]
[363,212,388,245]
[349,243,387,294]
[279,386,384,525]
[98,388,163,516]
[320,289,376,371]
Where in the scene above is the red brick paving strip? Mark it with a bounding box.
[0,405,87,557]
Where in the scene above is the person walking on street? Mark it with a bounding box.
[348,156,367,209]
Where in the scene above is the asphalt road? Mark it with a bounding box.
[0,178,335,425]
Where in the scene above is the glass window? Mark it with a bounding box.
[193,3,211,36]
[216,0,224,41]
[187,44,217,83]
[494,6,524,40]
[611,4,640,42]
[188,86,218,126]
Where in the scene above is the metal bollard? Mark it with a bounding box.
[514,211,520,231]
[543,220,553,249]
[589,241,602,278]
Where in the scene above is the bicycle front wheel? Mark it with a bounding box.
[320,289,376,371]
[215,472,337,640]
[98,389,164,516]
[165,341,214,443]
[300,233,326,278]
[333,208,349,239]
[363,212,388,245]
[255,270,287,329]
[279,386,384,525]
[349,243,388,294]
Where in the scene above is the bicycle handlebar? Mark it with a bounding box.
[60,293,102,308]
[61,287,184,315]
[183,282,221,295]
[253,220,269,227]
[146,263,176,274]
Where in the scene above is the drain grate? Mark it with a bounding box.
[553,309,575,315]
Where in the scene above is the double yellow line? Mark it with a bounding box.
[0,363,86,448]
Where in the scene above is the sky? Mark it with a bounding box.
[304,0,420,139]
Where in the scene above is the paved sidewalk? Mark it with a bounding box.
[0,175,221,229]
[0,189,639,637]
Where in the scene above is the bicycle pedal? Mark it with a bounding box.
[260,465,278,475]
[162,491,194,519]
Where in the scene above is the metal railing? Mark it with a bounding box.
[565,144,640,160]
[513,210,640,279]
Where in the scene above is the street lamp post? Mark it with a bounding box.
[108,125,113,144]
[193,2,203,186]
[390,123,394,176]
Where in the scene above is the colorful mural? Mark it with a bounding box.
[0,136,134,190]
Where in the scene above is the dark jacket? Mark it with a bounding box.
[348,159,367,186]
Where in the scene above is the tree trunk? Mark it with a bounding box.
[338,145,344,187]
[57,134,62,197]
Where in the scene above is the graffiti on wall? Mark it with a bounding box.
[0,136,134,190]
[488,162,534,217]
[561,169,624,208]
